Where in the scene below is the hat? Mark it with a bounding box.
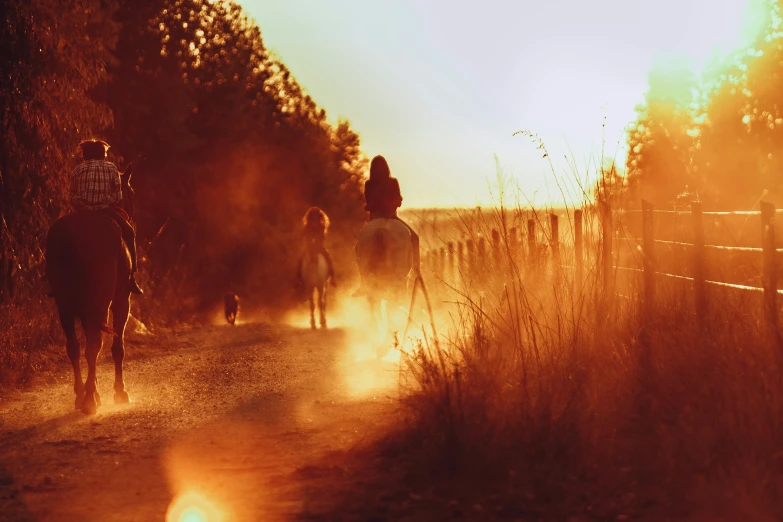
[78,139,110,160]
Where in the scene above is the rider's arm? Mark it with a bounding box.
[110,164,122,205]
[364,178,378,211]
[389,178,403,208]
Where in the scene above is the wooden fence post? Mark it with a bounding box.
[457,241,465,276]
[574,209,583,290]
[761,201,780,344]
[439,247,446,279]
[527,218,536,271]
[467,239,475,272]
[600,201,613,298]
[642,200,655,317]
[491,228,501,266]
[691,202,706,325]
[447,242,455,282]
[549,213,560,271]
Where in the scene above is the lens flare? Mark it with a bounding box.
[180,507,206,522]
[166,491,223,522]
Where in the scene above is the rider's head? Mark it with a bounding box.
[303,206,329,230]
[79,140,110,161]
[369,155,390,180]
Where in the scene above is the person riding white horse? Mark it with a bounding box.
[354,156,421,348]
[296,207,335,329]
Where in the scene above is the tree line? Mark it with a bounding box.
[626,1,783,209]
[1,0,367,318]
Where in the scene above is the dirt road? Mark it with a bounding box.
[0,321,406,521]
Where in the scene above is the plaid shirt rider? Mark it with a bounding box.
[70,160,122,211]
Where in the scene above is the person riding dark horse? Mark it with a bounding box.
[45,139,140,414]
[295,206,336,289]
[46,140,142,295]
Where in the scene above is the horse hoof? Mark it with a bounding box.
[81,397,98,415]
[114,391,130,404]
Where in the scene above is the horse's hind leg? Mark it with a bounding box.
[309,289,316,330]
[81,327,103,414]
[59,312,84,410]
[319,286,327,329]
[111,295,130,404]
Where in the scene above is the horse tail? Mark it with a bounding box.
[367,228,389,274]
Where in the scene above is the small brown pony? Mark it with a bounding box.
[46,163,135,414]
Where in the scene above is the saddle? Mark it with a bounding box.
[76,206,132,246]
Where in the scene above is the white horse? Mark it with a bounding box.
[355,218,419,351]
[301,238,331,329]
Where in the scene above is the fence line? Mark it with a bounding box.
[421,199,782,342]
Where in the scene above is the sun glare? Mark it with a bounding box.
[166,491,223,522]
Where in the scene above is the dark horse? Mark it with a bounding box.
[46,164,135,414]
[224,292,239,325]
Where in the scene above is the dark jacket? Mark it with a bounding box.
[364,176,402,215]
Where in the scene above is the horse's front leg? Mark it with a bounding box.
[82,328,103,414]
[111,295,130,404]
[319,286,327,329]
[309,288,316,330]
[59,312,84,409]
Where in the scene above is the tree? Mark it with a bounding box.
[625,0,783,210]
[625,59,698,207]
[99,0,367,314]
[0,0,118,300]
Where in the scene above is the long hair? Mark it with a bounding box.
[369,155,390,180]
[302,206,330,232]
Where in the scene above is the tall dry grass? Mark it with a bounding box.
[0,296,63,390]
[398,203,783,519]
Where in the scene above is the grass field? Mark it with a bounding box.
[392,202,783,520]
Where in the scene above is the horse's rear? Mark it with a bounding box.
[355,219,414,345]
[47,212,132,414]
[356,219,413,301]
[302,252,330,329]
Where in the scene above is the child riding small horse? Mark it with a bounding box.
[296,207,335,329]
[296,207,336,287]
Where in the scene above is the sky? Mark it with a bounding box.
[239,0,763,208]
